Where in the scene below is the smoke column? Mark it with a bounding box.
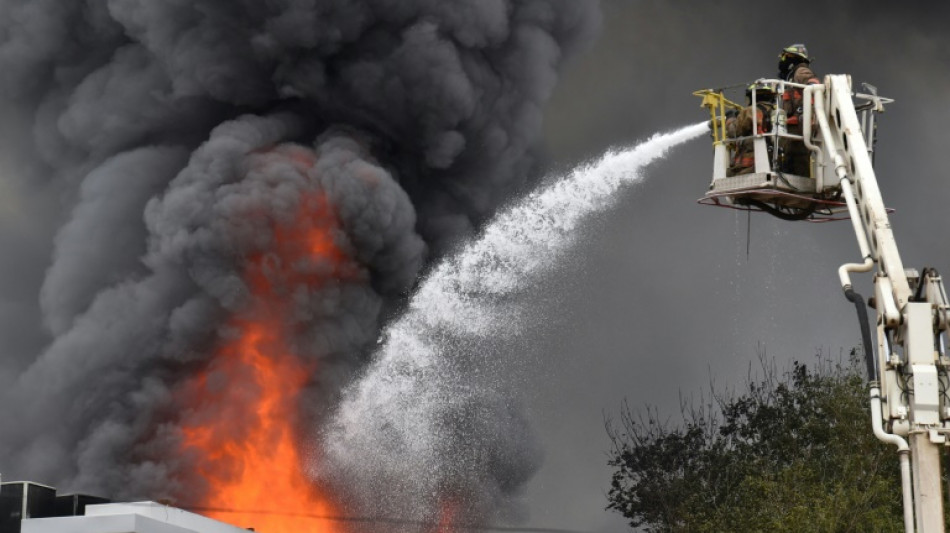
[0,0,600,529]
[321,123,707,528]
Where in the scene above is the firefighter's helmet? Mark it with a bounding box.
[746,81,775,103]
[779,43,812,79]
[780,43,811,63]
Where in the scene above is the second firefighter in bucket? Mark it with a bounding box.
[727,82,775,176]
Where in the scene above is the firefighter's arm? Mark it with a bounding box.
[736,106,754,135]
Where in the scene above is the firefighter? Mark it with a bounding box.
[777,43,820,176]
[727,82,776,176]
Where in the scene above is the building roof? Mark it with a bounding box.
[21,502,251,533]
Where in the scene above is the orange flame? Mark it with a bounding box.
[179,189,355,533]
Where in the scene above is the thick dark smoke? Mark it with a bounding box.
[0,0,601,526]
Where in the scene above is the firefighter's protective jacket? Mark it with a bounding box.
[728,102,773,175]
[780,62,820,175]
[782,63,820,131]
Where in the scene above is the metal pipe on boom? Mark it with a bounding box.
[871,386,915,532]
[805,85,875,290]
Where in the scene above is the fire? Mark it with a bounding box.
[179,186,355,533]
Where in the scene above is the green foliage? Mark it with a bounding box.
[606,352,904,532]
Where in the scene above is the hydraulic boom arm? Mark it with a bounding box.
[809,74,950,533]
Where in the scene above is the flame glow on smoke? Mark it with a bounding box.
[435,501,460,533]
[179,185,352,532]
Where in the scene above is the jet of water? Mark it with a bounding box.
[320,122,708,526]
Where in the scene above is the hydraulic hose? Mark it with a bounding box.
[844,287,876,380]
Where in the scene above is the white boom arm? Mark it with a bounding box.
[808,74,950,533]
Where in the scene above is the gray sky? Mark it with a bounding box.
[523,1,950,531]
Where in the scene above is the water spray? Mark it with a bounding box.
[321,122,707,527]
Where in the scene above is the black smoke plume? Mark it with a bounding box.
[0,0,600,527]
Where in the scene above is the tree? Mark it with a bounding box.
[606,351,906,532]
